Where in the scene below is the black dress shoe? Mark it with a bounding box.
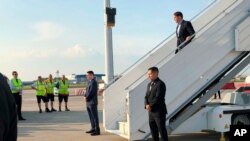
[86,130,95,134]
[46,108,51,113]
[39,109,42,113]
[91,132,100,136]
[51,108,57,112]
[19,117,26,121]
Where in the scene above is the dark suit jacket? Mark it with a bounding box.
[0,73,17,141]
[85,79,98,105]
[145,78,167,116]
[176,20,195,49]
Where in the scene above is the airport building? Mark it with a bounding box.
[66,74,105,84]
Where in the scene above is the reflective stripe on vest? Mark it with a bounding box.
[36,81,46,96]
[58,80,69,94]
[11,78,22,94]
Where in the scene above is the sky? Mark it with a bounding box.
[0,0,249,81]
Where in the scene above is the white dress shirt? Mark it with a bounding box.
[177,20,183,37]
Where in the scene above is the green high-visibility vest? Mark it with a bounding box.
[36,81,46,96]
[46,80,54,94]
[11,78,22,94]
[58,80,69,94]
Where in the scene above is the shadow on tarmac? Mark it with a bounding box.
[18,110,103,138]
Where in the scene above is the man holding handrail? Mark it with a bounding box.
[174,11,195,54]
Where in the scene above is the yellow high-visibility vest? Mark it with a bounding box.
[46,79,54,94]
[58,80,69,94]
[36,81,46,96]
[11,78,22,94]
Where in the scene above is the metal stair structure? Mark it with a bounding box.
[103,0,250,140]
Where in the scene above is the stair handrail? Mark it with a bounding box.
[105,32,175,88]
[124,0,239,91]
[125,0,241,127]
[125,33,196,91]
[123,0,243,140]
[104,0,217,89]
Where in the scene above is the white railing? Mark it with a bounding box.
[105,0,217,89]
[103,0,225,131]
[125,0,245,140]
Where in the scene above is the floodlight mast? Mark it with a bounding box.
[104,0,114,84]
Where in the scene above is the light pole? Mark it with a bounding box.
[104,0,114,84]
[56,70,59,81]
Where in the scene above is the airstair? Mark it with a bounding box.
[103,0,250,140]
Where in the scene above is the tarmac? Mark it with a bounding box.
[18,89,227,141]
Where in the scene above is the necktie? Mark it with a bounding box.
[16,79,18,83]
[149,82,154,91]
[85,82,90,97]
[177,24,181,37]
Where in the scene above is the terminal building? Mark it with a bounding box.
[66,74,105,84]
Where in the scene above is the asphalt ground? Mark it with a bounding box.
[17,89,227,141]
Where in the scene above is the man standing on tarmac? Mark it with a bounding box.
[84,71,100,136]
[32,76,51,113]
[145,67,168,141]
[57,75,70,112]
[45,74,57,112]
[10,71,26,120]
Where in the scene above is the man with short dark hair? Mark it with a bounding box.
[45,74,57,112]
[0,73,17,141]
[57,75,70,112]
[10,71,26,120]
[174,11,195,54]
[84,70,100,136]
[32,76,51,113]
[145,67,168,141]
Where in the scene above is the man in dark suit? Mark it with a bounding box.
[145,67,168,141]
[84,70,100,136]
[0,73,17,141]
[174,11,195,54]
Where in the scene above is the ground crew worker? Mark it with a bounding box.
[32,76,51,113]
[0,73,17,141]
[45,74,57,112]
[57,75,70,112]
[9,71,26,120]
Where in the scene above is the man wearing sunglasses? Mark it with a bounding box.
[10,71,26,120]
